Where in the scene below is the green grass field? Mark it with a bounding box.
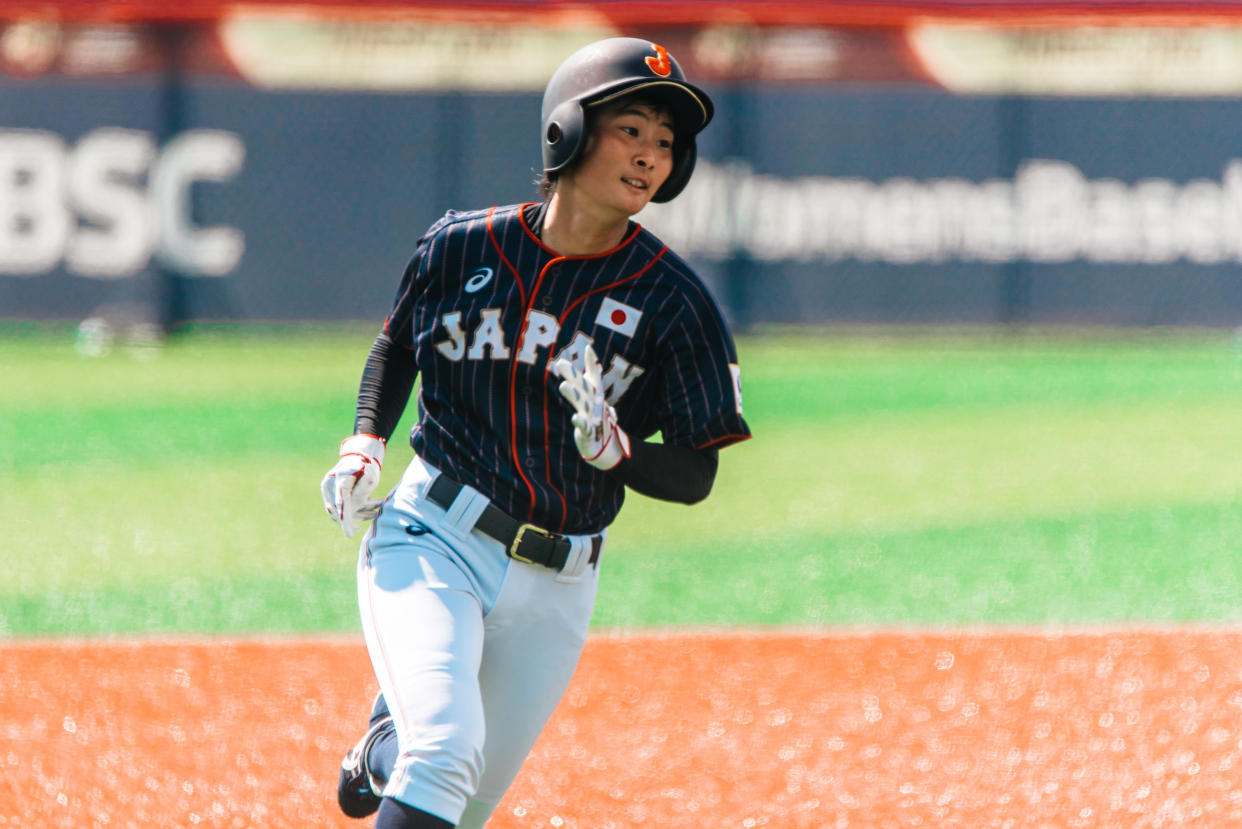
[3,323,1242,635]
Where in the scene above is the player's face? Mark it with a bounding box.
[566,101,675,218]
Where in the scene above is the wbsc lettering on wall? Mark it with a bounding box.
[0,127,245,278]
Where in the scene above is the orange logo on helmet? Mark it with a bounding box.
[645,44,672,77]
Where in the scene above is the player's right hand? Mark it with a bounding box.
[321,434,386,538]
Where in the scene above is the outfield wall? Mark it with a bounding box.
[4,6,1242,329]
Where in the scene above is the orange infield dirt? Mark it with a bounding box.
[3,630,1242,828]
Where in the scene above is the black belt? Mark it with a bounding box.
[426,475,601,571]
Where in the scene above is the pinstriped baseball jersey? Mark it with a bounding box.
[384,202,751,535]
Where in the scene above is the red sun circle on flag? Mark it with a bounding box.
[611,309,628,326]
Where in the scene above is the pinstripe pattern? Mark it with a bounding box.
[383,203,750,535]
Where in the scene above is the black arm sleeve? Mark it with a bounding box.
[353,331,418,443]
[613,441,719,505]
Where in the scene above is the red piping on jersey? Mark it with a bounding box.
[488,206,528,310]
[486,206,538,512]
[517,203,646,260]
[382,308,416,351]
[557,245,668,326]
[494,204,654,529]
[544,246,666,531]
[696,433,753,450]
[520,256,570,525]
[517,203,543,248]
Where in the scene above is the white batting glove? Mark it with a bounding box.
[321,434,386,538]
[551,344,631,471]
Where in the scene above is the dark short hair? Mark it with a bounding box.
[535,169,558,201]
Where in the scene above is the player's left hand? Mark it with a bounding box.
[321,434,386,538]
[551,344,631,471]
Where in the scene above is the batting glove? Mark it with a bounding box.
[551,344,631,471]
[321,434,386,538]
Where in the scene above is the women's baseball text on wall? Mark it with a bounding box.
[644,158,1242,266]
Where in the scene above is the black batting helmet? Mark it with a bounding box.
[541,37,714,203]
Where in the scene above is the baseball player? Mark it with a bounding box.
[320,37,751,829]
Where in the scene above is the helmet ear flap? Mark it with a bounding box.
[543,100,587,173]
[651,140,697,203]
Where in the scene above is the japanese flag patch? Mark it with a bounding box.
[595,297,642,338]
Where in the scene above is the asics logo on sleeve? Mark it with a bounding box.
[465,267,494,293]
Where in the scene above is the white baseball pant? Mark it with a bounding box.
[357,457,602,827]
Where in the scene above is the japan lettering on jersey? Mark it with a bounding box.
[384,203,751,535]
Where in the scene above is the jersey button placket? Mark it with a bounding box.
[540,263,561,309]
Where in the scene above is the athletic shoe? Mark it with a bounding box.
[336,707,394,818]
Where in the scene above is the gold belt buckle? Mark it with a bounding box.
[509,524,541,563]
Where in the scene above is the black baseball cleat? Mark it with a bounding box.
[336,712,395,818]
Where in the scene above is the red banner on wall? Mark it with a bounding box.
[6,1,1242,25]
[5,1,1242,94]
